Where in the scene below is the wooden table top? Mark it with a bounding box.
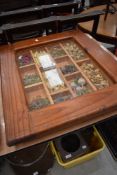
[0,29,117,156]
[79,4,117,39]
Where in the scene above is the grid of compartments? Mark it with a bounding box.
[16,38,112,111]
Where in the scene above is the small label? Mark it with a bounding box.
[45,69,64,88]
[82,145,87,149]
[18,55,22,60]
[35,39,39,42]
[33,171,39,175]
[65,154,72,159]
[38,54,56,69]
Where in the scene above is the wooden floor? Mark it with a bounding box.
[79,4,117,40]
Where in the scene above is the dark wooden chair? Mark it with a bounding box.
[104,0,117,20]
[43,1,79,17]
[2,16,58,43]
[0,6,43,26]
[0,0,39,12]
[79,0,85,11]
[89,0,117,20]
[0,28,7,45]
[58,9,117,53]
[58,10,104,37]
[89,0,108,7]
[40,0,74,5]
[114,27,117,55]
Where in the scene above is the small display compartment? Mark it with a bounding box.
[66,73,93,97]
[16,50,34,67]
[20,65,41,88]
[55,56,78,75]
[52,91,72,104]
[61,64,77,75]
[62,39,88,61]
[79,60,110,90]
[25,84,50,110]
[47,44,67,59]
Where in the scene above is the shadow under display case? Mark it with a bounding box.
[1,29,117,146]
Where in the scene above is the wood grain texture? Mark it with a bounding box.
[0,46,31,145]
[30,84,117,133]
[1,29,117,146]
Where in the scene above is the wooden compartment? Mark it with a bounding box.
[20,64,42,88]
[55,56,78,76]
[25,84,50,110]
[54,56,72,66]
[66,72,93,97]
[79,60,112,90]
[16,49,34,67]
[61,39,89,61]
[52,91,72,104]
[46,43,67,59]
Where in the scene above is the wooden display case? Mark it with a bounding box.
[1,30,117,147]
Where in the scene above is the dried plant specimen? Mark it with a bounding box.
[61,64,77,75]
[63,41,85,60]
[81,62,109,89]
[29,97,50,110]
[54,94,72,104]
[70,77,92,96]
[18,55,33,66]
[48,45,66,58]
[23,73,41,86]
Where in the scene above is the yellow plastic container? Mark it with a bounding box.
[50,127,105,168]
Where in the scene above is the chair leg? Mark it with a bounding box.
[104,1,110,20]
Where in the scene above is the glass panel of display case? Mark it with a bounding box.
[15,37,113,111]
[2,29,117,147]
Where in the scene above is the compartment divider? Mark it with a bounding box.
[24,82,43,89]
[64,71,80,78]
[60,43,97,92]
[44,47,51,54]
[30,50,54,104]
[44,47,56,64]
[40,46,75,98]
[19,63,35,69]
[76,58,90,64]
[57,69,76,97]
[50,88,70,96]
